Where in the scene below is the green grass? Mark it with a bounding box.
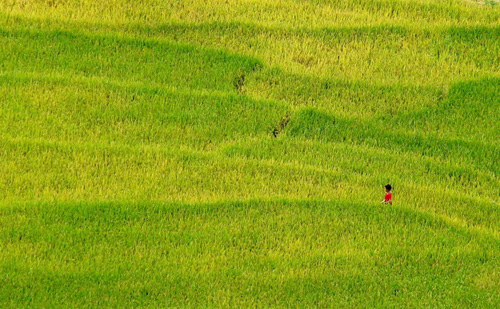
[0,75,287,149]
[0,0,499,306]
[2,200,500,307]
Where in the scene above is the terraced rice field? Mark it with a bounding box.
[1,0,499,306]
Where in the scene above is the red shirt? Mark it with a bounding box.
[384,192,392,202]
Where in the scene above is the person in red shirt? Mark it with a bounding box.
[381,184,392,205]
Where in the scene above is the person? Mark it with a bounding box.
[381,184,392,205]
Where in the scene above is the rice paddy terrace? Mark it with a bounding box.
[1,0,499,306]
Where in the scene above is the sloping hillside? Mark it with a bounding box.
[0,0,499,306]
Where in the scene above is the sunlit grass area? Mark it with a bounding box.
[0,0,499,306]
[2,200,499,307]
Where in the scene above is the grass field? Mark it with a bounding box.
[1,0,499,307]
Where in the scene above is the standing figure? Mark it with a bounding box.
[382,184,392,205]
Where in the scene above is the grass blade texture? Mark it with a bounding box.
[0,0,499,307]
